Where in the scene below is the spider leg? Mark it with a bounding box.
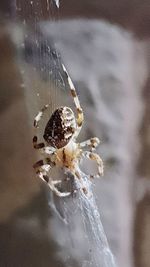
[40,172,71,197]
[33,136,56,155]
[52,180,62,185]
[33,104,55,152]
[62,64,84,138]
[33,136,45,149]
[34,104,49,128]
[33,157,55,174]
[33,158,70,197]
[45,175,71,197]
[82,151,104,178]
[74,170,88,195]
[79,137,100,151]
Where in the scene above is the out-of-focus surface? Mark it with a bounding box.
[2,0,149,38]
[0,24,39,222]
[1,0,150,38]
[0,0,150,267]
[0,22,79,267]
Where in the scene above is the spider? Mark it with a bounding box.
[33,64,104,197]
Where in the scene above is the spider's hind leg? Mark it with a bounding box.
[34,104,49,128]
[62,64,84,138]
[33,104,50,150]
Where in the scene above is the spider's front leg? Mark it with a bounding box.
[33,157,55,174]
[33,158,71,197]
[82,151,104,178]
[40,172,71,197]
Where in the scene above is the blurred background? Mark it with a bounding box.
[0,0,150,267]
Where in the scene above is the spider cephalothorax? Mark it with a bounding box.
[33,64,103,197]
[43,107,76,149]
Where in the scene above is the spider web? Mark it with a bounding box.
[12,1,117,267]
[52,167,116,267]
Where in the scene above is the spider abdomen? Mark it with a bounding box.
[43,107,76,149]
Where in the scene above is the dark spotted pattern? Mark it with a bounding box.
[43,107,75,149]
[71,89,77,97]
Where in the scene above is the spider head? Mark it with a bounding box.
[43,107,76,149]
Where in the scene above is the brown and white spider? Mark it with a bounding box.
[33,64,103,197]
